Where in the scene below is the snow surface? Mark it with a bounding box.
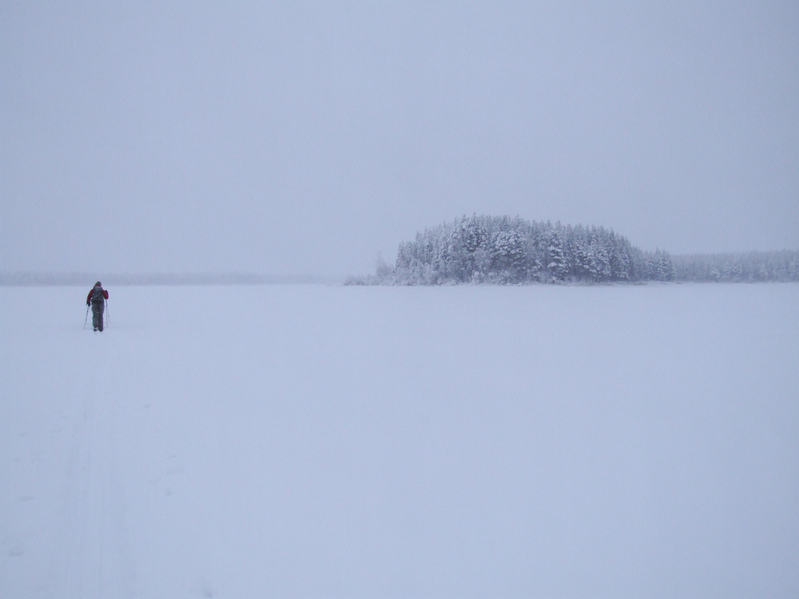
[2,283,798,599]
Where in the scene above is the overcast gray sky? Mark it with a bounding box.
[2,1,797,277]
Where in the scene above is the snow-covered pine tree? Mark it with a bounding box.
[546,226,570,282]
[590,232,612,282]
[491,229,527,283]
[570,226,594,281]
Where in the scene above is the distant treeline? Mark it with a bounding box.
[672,251,799,283]
[0,272,322,286]
[347,215,799,285]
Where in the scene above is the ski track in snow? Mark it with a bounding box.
[53,338,137,598]
[1,283,799,598]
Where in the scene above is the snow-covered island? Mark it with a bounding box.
[348,215,799,285]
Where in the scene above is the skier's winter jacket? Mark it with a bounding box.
[86,283,109,305]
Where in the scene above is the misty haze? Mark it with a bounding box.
[2,2,798,598]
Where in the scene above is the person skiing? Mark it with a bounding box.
[86,281,109,332]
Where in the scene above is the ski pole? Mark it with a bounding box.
[105,299,110,328]
[84,304,89,329]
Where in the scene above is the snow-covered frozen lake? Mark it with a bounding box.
[2,283,798,598]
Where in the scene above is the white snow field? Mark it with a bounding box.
[2,283,798,599]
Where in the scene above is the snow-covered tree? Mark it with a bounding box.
[546,226,570,282]
[361,214,797,286]
[491,229,527,283]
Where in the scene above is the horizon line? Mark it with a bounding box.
[0,271,343,286]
